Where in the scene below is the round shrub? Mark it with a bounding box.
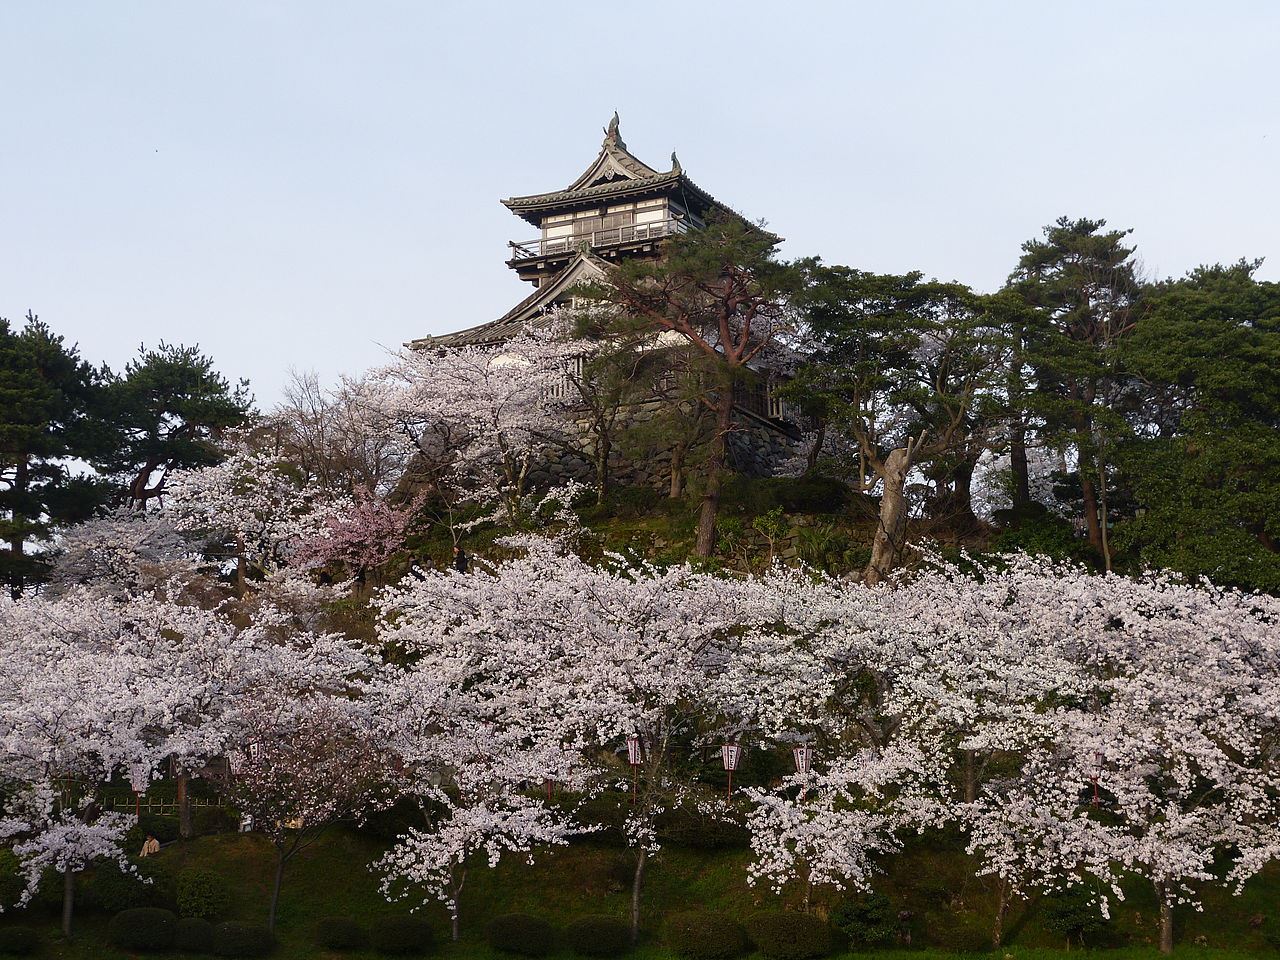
[565,915,631,958]
[108,907,178,952]
[315,916,369,951]
[89,863,151,912]
[370,916,434,955]
[830,893,896,947]
[213,921,275,957]
[664,911,749,960]
[487,914,555,957]
[177,867,231,920]
[745,913,834,960]
[175,917,216,953]
[0,926,39,956]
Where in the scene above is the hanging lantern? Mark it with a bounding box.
[792,744,814,775]
[721,742,742,798]
[721,743,742,772]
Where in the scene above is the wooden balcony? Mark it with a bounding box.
[508,218,689,262]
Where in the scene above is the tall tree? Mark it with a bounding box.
[1007,217,1141,566]
[0,313,112,596]
[100,342,252,508]
[793,268,1003,584]
[581,214,798,555]
[1113,260,1280,589]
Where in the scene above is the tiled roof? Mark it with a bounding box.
[407,251,608,350]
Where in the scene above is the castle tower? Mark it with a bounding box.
[414,114,743,350]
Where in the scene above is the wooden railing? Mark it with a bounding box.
[509,218,689,260]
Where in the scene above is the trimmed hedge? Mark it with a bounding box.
[177,867,231,920]
[175,917,216,953]
[370,916,434,955]
[108,907,178,952]
[0,926,39,957]
[213,921,274,957]
[664,912,750,960]
[315,916,368,951]
[487,913,555,957]
[745,913,835,960]
[565,915,631,958]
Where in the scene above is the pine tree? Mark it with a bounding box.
[0,312,113,596]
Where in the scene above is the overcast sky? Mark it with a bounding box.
[3,2,1277,407]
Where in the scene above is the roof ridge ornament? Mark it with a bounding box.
[603,111,625,149]
[670,151,681,174]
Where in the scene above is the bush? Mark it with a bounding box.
[370,916,434,955]
[565,915,631,958]
[1042,886,1109,947]
[0,927,39,956]
[108,907,178,952]
[0,852,25,913]
[664,911,749,960]
[131,813,181,844]
[175,917,216,953]
[487,914,555,957]
[177,867,231,920]
[194,806,239,836]
[830,893,897,947]
[656,805,750,850]
[89,862,151,912]
[315,916,369,951]
[745,913,834,960]
[213,921,275,957]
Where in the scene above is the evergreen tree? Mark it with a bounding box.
[99,342,252,507]
[0,312,113,596]
[1007,217,1142,568]
[1113,261,1280,590]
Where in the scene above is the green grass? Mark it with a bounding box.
[4,826,1280,959]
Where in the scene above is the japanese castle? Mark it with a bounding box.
[412,114,797,438]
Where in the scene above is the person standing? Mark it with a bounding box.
[452,544,469,574]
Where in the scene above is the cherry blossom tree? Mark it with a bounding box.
[0,591,224,933]
[226,691,389,932]
[162,444,346,593]
[365,330,576,525]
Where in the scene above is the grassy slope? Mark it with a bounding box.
[5,827,1280,959]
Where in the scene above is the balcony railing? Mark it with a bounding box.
[509,218,689,261]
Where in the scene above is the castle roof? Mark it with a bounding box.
[500,113,726,225]
[407,249,609,350]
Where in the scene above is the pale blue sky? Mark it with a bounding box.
[3,2,1277,405]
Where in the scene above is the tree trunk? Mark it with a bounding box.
[863,446,912,586]
[267,848,285,933]
[8,456,28,599]
[695,390,734,557]
[451,867,466,941]
[1079,464,1104,557]
[176,769,193,839]
[630,850,647,945]
[1156,882,1174,955]
[951,459,979,530]
[992,877,1010,949]
[669,441,686,499]
[1009,420,1031,508]
[595,434,611,506]
[805,421,827,475]
[61,866,75,937]
[963,749,977,804]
